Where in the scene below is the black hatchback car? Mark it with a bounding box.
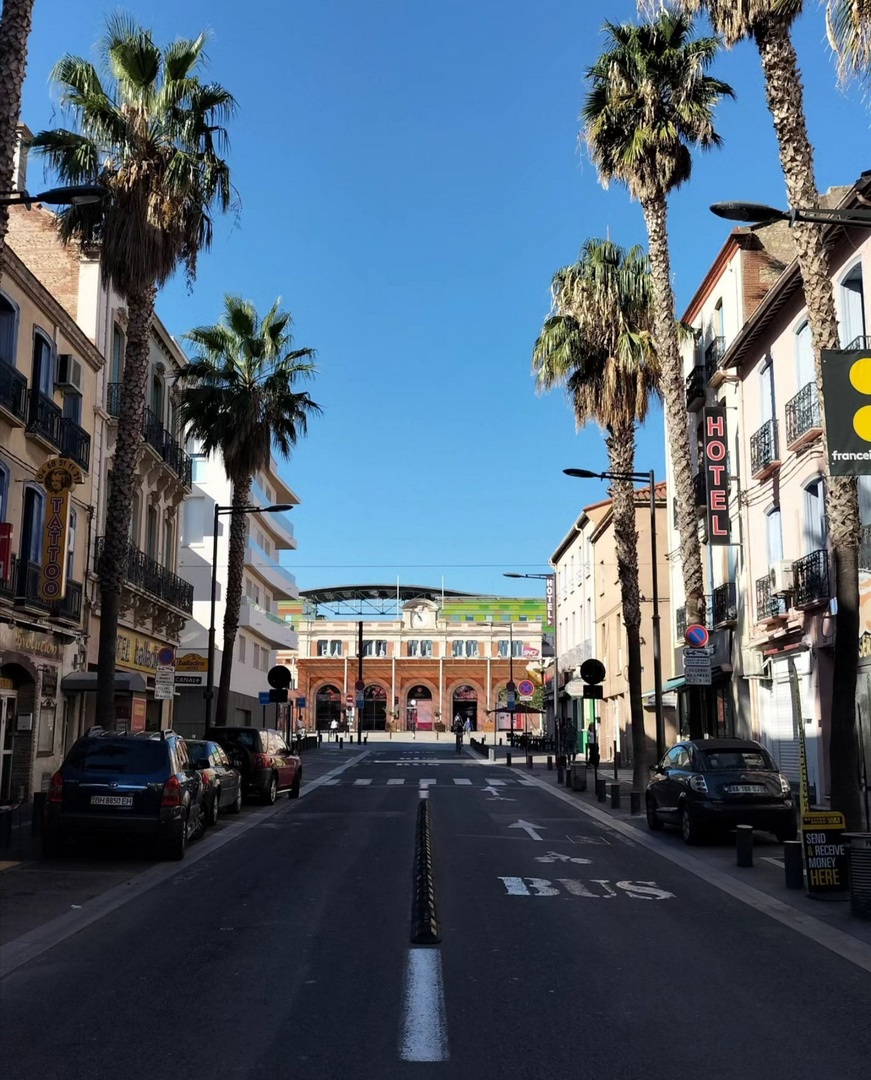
[44,729,204,860]
[646,738,797,845]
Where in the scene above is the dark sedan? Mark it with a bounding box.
[646,738,797,845]
[186,740,243,826]
[204,727,302,804]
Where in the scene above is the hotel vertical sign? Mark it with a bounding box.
[545,574,556,633]
[35,457,83,601]
[702,407,730,545]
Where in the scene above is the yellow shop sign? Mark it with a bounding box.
[115,632,169,674]
[176,652,208,672]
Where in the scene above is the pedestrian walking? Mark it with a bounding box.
[452,713,465,755]
[463,717,471,735]
[330,718,338,742]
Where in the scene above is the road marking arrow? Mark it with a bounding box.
[508,819,546,841]
[483,786,514,801]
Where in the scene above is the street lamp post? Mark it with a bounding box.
[504,571,559,756]
[0,185,108,207]
[564,468,666,761]
[204,501,294,730]
[710,200,871,230]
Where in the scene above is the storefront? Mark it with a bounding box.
[76,628,174,733]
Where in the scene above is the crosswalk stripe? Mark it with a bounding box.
[353,778,372,786]
[419,779,437,788]
[453,778,473,786]
[486,779,506,786]
[324,778,341,786]
[387,778,406,786]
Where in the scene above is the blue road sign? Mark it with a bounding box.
[685,623,710,648]
[258,691,271,705]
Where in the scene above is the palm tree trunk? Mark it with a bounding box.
[607,422,651,789]
[642,193,706,738]
[0,0,35,275]
[756,16,862,829]
[215,474,252,726]
[95,284,157,728]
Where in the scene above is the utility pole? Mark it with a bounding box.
[356,620,364,744]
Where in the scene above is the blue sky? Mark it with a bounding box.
[18,0,870,599]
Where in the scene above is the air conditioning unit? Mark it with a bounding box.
[55,354,83,395]
[769,560,794,597]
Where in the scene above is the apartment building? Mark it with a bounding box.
[175,456,299,733]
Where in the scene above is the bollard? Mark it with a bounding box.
[339,738,344,749]
[506,752,512,768]
[556,765,564,785]
[547,756,553,771]
[0,809,12,850]
[526,754,533,770]
[488,747,496,763]
[31,792,46,837]
[783,840,804,890]
[736,825,754,868]
[318,731,323,745]
[499,738,503,746]
[630,790,641,815]
[596,776,607,803]
[608,782,620,810]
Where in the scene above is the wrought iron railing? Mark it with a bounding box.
[793,549,830,609]
[712,581,737,626]
[756,575,787,620]
[686,366,706,409]
[12,558,48,612]
[750,418,779,476]
[105,388,191,486]
[27,390,62,448]
[52,578,83,622]
[0,356,27,421]
[704,335,725,381]
[9,555,83,622]
[94,536,193,613]
[60,417,91,471]
[785,381,821,447]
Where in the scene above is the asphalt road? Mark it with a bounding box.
[1,742,870,1080]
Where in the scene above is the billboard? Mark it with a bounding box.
[821,347,871,474]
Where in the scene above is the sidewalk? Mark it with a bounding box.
[470,745,871,949]
[0,746,360,948]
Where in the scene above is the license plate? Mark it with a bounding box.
[728,784,765,794]
[90,795,133,807]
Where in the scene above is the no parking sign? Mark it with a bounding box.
[518,679,535,698]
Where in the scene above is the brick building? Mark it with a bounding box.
[277,586,547,734]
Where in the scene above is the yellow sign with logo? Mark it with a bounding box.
[35,457,83,601]
[176,652,208,672]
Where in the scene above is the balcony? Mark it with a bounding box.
[27,390,62,450]
[686,366,707,411]
[711,581,737,627]
[0,357,27,424]
[1,554,83,622]
[251,479,296,549]
[785,381,822,451]
[246,535,298,599]
[750,418,780,480]
[95,537,193,614]
[756,575,787,622]
[238,596,298,650]
[793,549,830,610]
[60,417,91,471]
[106,386,192,486]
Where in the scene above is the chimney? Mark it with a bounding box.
[12,122,32,194]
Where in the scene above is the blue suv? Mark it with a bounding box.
[44,729,204,861]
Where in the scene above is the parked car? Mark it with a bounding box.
[186,739,242,825]
[646,738,797,845]
[204,727,302,804]
[44,728,204,860]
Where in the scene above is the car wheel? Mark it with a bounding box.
[161,814,187,861]
[776,821,798,843]
[646,797,663,831]
[680,804,703,846]
[230,786,242,815]
[42,831,64,858]
[207,789,220,827]
[263,775,277,805]
[289,772,301,799]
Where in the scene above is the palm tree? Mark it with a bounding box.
[582,12,733,691]
[533,238,660,789]
[651,0,864,835]
[178,296,321,726]
[29,16,235,729]
[825,0,871,89]
[0,0,36,273]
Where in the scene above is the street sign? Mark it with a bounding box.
[267,664,292,689]
[685,624,710,648]
[506,681,516,692]
[683,647,714,658]
[356,691,365,711]
[580,658,606,684]
[259,691,271,705]
[518,679,535,697]
[155,665,175,700]
[801,811,848,897]
[296,697,306,709]
[157,646,175,667]
[564,678,586,698]
[355,678,365,691]
[346,694,353,705]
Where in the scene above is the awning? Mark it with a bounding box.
[61,671,148,694]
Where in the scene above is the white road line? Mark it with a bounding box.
[453,778,473,786]
[419,779,437,788]
[399,948,449,1062]
[419,790,429,800]
[387,778,406,786]
[323,779,341,786]
[353,779,372,786]
[485,779,506,786]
